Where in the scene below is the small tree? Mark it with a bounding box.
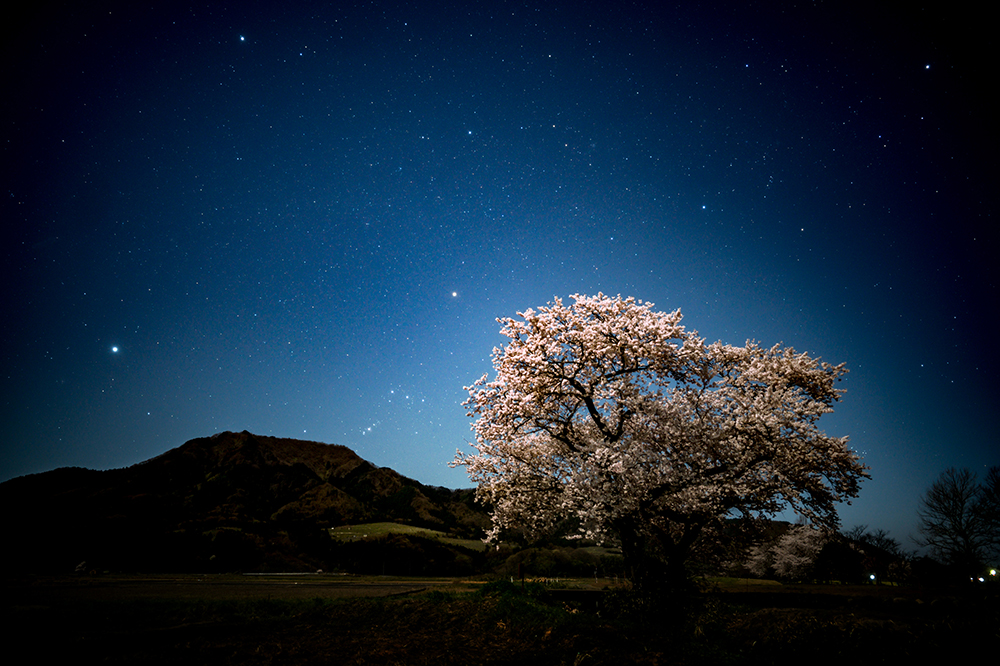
[455,294,868,594]
[747,523,832,581]
[914,467,1000,576]
[844,525,906,584]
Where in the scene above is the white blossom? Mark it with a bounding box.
[453,294,867,580]
[747,524,833,580]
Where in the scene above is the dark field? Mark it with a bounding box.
[5,574,996,665]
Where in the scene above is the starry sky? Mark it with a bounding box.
[3,1,996,546]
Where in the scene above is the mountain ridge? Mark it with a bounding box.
[1,430,490,573]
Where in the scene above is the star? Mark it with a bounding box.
[111,346,119,353]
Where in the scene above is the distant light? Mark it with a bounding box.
[240,35,245,42]
[111,346,119,353]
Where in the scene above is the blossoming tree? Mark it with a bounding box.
[746,523,833,581]
[454,293,867,591]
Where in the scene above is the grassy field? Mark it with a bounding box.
[5,573,996,665]
[329,521,489,551]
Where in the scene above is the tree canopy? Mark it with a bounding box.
[454,294,868,590]
[915,466,1000,575]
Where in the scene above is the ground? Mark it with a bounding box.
[4,574,996,665]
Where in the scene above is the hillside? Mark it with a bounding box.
[1,431,490,573]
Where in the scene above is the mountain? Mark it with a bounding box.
[1,431,490,573]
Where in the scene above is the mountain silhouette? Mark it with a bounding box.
[1,431,489,573]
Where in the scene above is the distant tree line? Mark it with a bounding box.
[736,466,999,586]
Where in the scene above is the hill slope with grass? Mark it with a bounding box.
[1,431,490,572]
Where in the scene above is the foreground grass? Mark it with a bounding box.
[5,577,997,665]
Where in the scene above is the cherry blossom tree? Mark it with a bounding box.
[747,523,833,581]
[454,293,867,592]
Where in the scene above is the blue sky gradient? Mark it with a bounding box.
[3,1,996,546]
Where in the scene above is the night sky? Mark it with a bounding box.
[3,1,996,546]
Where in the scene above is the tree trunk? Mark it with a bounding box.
[614,514,703,600]
[615,515,657,594]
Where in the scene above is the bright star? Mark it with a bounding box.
[111,346,119,353]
